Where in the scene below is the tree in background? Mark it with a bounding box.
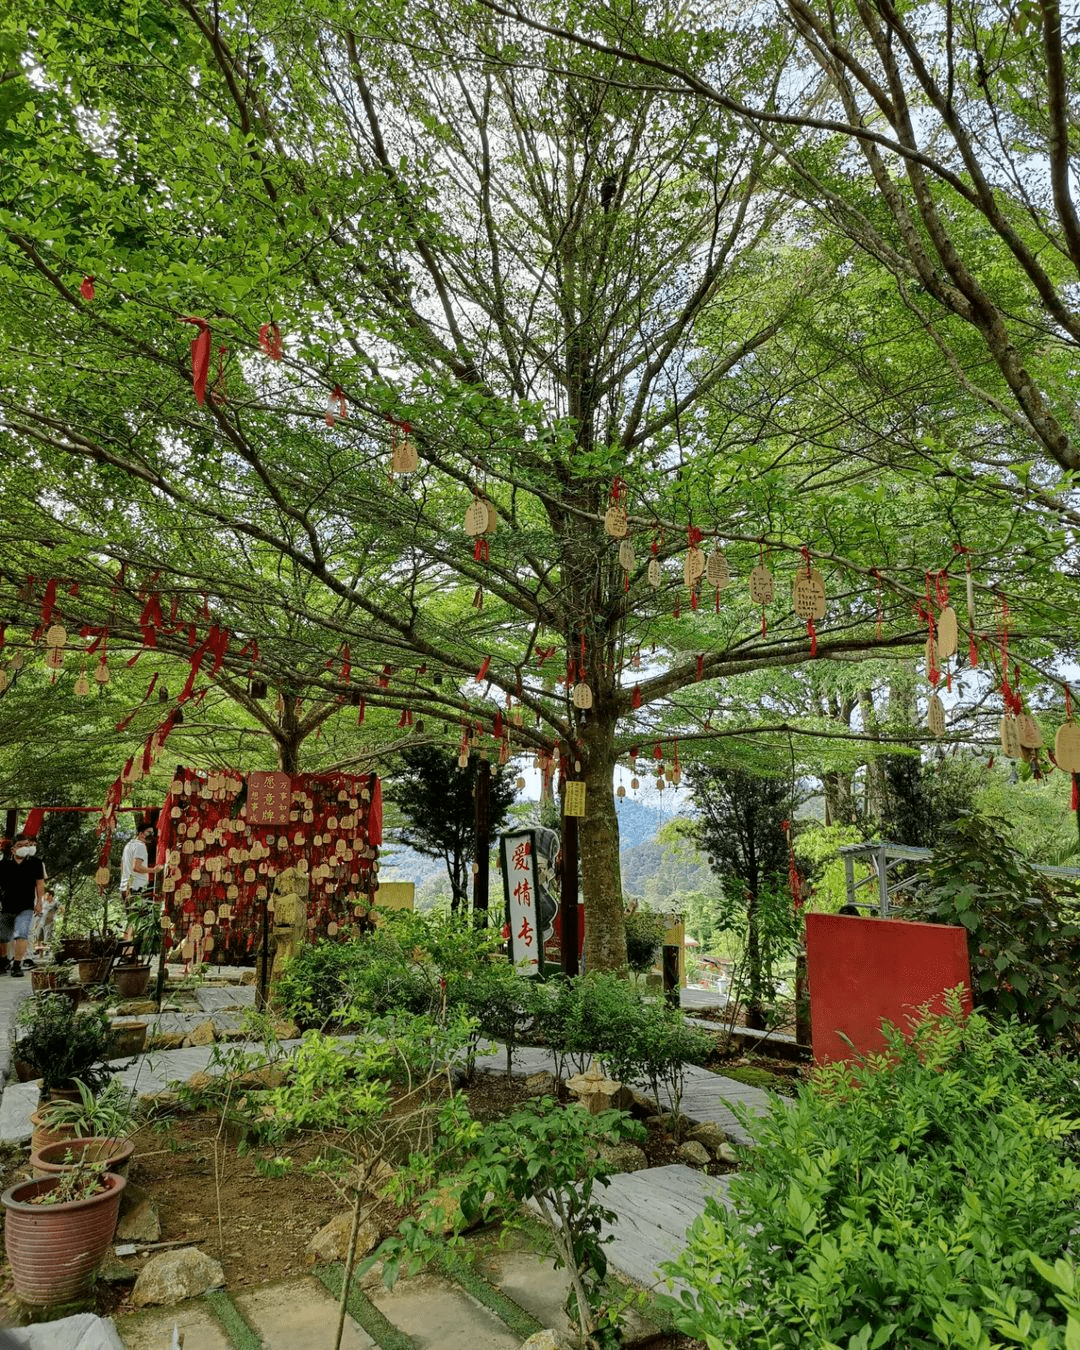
[389,744,516,914]
[685,763,799,1028]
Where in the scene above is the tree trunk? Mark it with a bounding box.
[275,691,302,773]
[577,716,627,972]
[860,688,888,825]
[744,886,766,1030]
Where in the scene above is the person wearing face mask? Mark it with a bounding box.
[0,834,47,977]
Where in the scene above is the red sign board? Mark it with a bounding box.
[246,772,293,825]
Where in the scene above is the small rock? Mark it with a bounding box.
[305,1212,380,1265]
[148,1030,187,1051]
[525,1071,556,1097]
[419,1184,494,1235]
[139,1090,179,1111]
[521,1331,575,1350]
[131,1247,224,1306]
[183,1019,217,1047]
[659,1112,691,1136]
[271,1019,299,1040]
[717,1142,740,1166]
[239,969,257,985]
[186,1071,216,1094]
[676,1140,711,1167]
[116,1194,161,1244]
[115,999,158,1016]
[598,1141,649,1173]
[686,1121,730,1156]
[629,1089,661,1117]
[236,1063,288,1090]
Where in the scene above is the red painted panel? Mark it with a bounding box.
[805,912,972,1064]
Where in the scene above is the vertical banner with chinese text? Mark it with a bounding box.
[500,829,544,977]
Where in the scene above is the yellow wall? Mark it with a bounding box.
[662,916,687,987]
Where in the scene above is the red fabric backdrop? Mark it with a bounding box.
[155,767,382,965]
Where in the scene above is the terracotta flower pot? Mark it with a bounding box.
[108,1020,148,1058]
[2,1171,125,1305]
[29,1109,81,1156]
[31,1135,135,1180]
[112,963,152,1000]
[32,983,81,1011]
[78,956,114,985]
[30,967,67,993]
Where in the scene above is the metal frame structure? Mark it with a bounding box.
[838,841,1080,917]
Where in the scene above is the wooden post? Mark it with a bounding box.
[561,812,579,977]
[473,757,490,924]
[257,869,270,1012]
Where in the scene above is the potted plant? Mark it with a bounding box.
[2,1162,126,1305]
[16,993,113,1100]
[29,1078,139,1157]
[112,897,160,1000]
[31,1135,136,1179]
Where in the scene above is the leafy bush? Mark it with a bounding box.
[17,995,113,1095]
[664,999,1080,1348]
[623,908,667,974]
[910,813,1080,1044]
[275,929,433,1028]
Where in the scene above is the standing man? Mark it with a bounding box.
[120,822,160,903]
[0,834,47,978]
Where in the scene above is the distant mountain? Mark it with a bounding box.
[378,796,675,899]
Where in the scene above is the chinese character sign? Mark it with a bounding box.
[247,772,293,825]
[500,829,543,977]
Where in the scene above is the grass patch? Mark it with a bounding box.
[719,1065,796,1095]
[316,1262,416,1350]
[434,1249,544,1339]
[204,1290,263,1350]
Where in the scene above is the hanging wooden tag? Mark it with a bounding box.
[792,569,826,620]
[927,693,946,737]
[684,547,705,585]
[924,635,938,683]
[94,865,110,887]
[74,671,90,697]
[94,659,110,685]
[45,624,67,649]
[465,498,488,536]
[647,558,661,588]
[564,780,586,816]
[1000,713,1023,759]
[749,565,774,604]
[1017,714,1042,749]
[1055,721,1080,771]
[630,776,639,790]
[572,681,594,709]
[0,669,9,694]
[936,606,958,659]
[482,499,497,534]
[391,437,418,474]
[9,651,23,671]
[706,550,730,590]
[604,505,628,538]
[618,540,635,571]
[45,647,64,670]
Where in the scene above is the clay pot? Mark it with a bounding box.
[31,1136,135,1180]
[108,1020,148,1059]
[77,956,114,985]
[56,938,94,963]
[33,984,81,1012]
[29,966,68,994]
[111,963,152,1000]
[29,1109,80,1156]
[2,1171,125,1305]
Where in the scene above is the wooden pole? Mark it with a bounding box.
[473,757,491,924]
[561,812,579,977]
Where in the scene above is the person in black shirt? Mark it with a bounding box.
[0,834,46,977]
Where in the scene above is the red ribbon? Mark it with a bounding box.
[632,684,642,709]
[80,276,95,302]
[476,655,491,682]
[258,322,283,360]
[807,618,817,657]
[696,654,704,681]
[180,317,212,405]
[474,538,489,562]
[325,385,347,427]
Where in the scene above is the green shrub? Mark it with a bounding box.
[663,999,1080,1347]
[17,995,113,1095]
[910,813,1080,1045]
[623,908,667,975]
[275,928,433,1028]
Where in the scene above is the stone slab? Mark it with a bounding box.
[0,1312,125,1349]
[118,1304,231,1350]
[597,1164,733,1293]
[369,1269,520,1350]
[143,1011,246,1037]
[191,986,256,1013]
[0,1080,40,1144]
[477,1248,571,1333]
[235,1276,376,1350]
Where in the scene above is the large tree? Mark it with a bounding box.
[0,0,1070,970]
